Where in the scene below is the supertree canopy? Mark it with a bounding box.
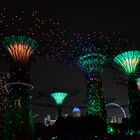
[51,92,68,105]
[50,92,68,117]
[1,35,39,82]
[114,50,140,134]
[1,35,38,63]
[114,51,140,76]
[108,31,137,86]
[69,32,109,120]
[77,53,106,74]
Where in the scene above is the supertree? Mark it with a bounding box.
[0,8,67,139]
[114,50,140,134]
[50,92,68,117]
[0,35,38,139]
[68,32,110,121]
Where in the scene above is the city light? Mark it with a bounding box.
[72,106,80,113]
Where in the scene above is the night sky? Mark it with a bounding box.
[1,1,140,122]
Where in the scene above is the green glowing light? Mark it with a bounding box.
[85,77,106,120]
[77,53,106,73]
[107,125,116,134]
[1,35,38,49]
[137,78,140,82]
[51,92,68,105]
[114,50,140,75]
[127,130,140,135]
[3,83,34,138]
[86,95,102,116]
[137,78,140,91]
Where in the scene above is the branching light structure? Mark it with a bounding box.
[1,35,38,82]
[69,33,109,120]
[114,51,140,76]
[114,50,140,134]
[2,35,38,63]
[50,92,68,117]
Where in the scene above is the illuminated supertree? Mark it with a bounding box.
[0,35,39,140]
[0,35,38,139]
[50,92,68,117]
[69,32,109,120]
[114,50,140,134]
[0,8,67,139]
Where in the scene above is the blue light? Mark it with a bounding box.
[72,106,80,113]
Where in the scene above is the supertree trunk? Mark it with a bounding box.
[114,50,140,134]
[57,105,63,118]
[3,83,34,140]
[128,76,140,133]
[86,74,107,121]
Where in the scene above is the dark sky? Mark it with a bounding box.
[1,1,140,122]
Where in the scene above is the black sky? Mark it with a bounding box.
[1,1,140,121]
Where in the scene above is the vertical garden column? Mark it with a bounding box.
[114,50,140,134]
[1,35,38,139]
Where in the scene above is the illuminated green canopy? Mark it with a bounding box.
[77,53,107,74]
[114,50,140,75]
[137,78,140,82]
[51,92,68,105]
[1,35,38,49]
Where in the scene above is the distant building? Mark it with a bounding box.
[72,106,81,117]
[44,115,56,126]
